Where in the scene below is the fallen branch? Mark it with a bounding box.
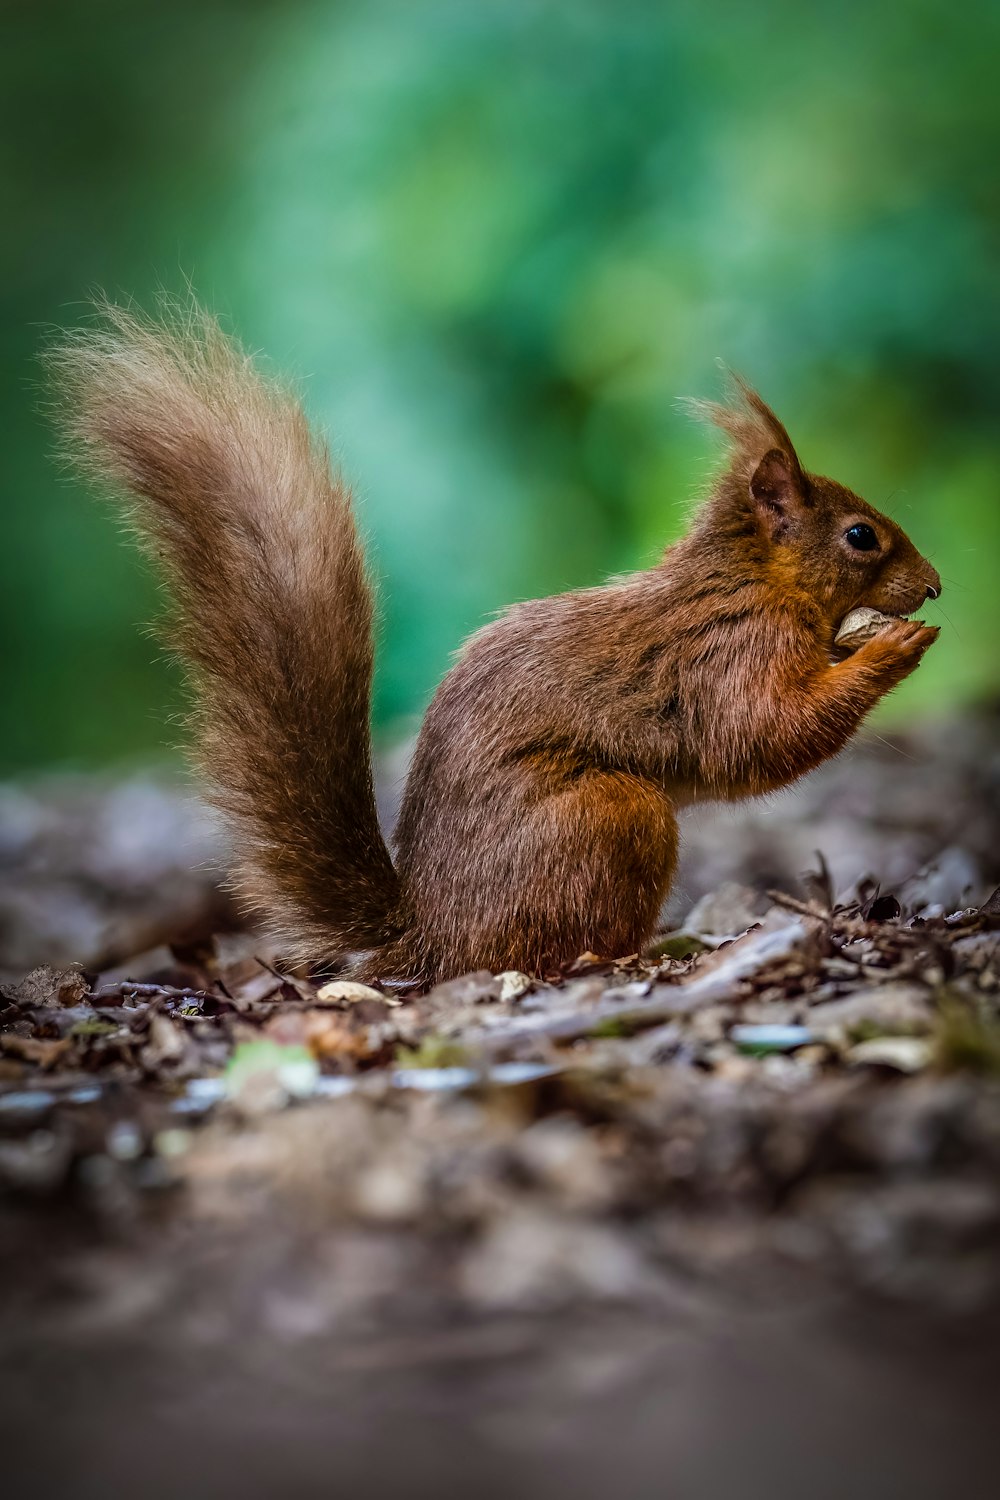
[470,919,810,1051]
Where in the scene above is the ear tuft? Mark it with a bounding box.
[682,370,805,482]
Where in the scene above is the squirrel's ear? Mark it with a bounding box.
[749,448,808,536]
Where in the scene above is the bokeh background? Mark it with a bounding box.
[3,0,998,776]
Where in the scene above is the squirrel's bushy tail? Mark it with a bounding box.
[47,299,405,960]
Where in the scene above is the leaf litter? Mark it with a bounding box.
[1,711,1000,1331]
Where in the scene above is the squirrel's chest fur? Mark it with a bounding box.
[387,565,809,979]
[395,563,810,859]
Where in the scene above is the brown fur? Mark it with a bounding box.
[48,304,940,987]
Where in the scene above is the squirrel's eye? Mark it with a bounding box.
[844,523,879,552]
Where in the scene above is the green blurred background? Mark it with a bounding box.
[3,0,997,775]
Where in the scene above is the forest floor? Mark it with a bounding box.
[2,709,999,1497]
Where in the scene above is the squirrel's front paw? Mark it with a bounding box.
[856,617,939,679]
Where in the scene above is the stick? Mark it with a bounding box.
[469,920,809,1051]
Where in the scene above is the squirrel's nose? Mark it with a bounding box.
[924,569,942,602]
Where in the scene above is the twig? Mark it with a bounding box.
[767,890,828,918]
[468,920,809,1051]
[253,956,316,1004]
[88,980,215,1006]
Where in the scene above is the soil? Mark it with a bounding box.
[2,709,999,1497]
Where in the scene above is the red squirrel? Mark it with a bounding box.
[50,303,941,987]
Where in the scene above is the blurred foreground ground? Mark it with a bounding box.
[1,709,999,1497]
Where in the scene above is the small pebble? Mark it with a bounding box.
[0,1090,55,1117]
[496,971,534,1003]
[848,1036,933,1073]
[730,1024,815,1054]
[106,1120,144,1160]
[154,1128,192,1159]
[66,1085,103,1105]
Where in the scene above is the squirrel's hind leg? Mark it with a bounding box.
[427,772,678,981]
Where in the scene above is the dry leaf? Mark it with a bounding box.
[315,979,389,1006]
